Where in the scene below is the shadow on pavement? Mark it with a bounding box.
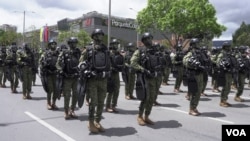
[99,126,137,137]
[147,120,182,129]
[200,112,226,118]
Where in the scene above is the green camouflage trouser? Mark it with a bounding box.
[125,72,135,97]
[0,66,7,85]
[162,67,170,84]
[139,76,157,116]
[155,74,162,101]
[236,72,246,97]
[190,72,203,110]
[174,66,183,89]
[47,74,57,103]
[221,73,232,101]
[21,66,33,94]
[106,72,120,108]
[10,66,19,90]
[62,77,78,111]
[87,77,107,122]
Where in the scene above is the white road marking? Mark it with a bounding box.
[25,111,76,141]
[159,107,235,124]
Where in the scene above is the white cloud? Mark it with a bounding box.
[1,0,249,40]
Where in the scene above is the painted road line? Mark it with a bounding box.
[25,111,76,141]
[159,107,235,124]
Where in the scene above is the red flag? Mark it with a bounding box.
[43,25,49,42]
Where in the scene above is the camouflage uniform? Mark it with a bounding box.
[16,44,36,99]
[105,39,124,113]
[79,29,110,133]
[216,42,233,107]
[0,46,7,87]
[235,46,250,102]
[183,38,204,116]
[56,37,81,119]
[39,39,59,110]
[171,45,185,92]
[124,43,136,100]
[131,32,160,126]
[5,43,19,93]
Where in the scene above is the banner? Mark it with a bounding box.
[40,27,44,42]
[40,25,49,42]
[43,26,49,42]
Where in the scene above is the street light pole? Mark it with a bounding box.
[23,11,25,42]
[14,10,35,43]
[108,0,111,50]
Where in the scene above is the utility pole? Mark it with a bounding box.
[108,0,111,50]
[14,10,35,43]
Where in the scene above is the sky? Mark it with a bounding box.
[0,0,250,41]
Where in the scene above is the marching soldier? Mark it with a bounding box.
[56,37,81,119]
[162,47,172,86]
[0,45,7,88]
[17,43,36,99]
[79,29,110,133]
[172,44,185,93]
[40,39,60,110]
[5,43,19,93]
[216,42,234,107]
[123,42,136,100]
[235,46,250,102]
[183,38,205,116]
[106,38,124,113]
[131,32,161,125]
[210,46,221,93]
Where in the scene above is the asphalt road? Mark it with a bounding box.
[0,74,250,141]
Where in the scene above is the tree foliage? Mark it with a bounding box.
[137,0,226,47]
[232,22,250,46]
[0,29,21,46]
[57,29,92,48]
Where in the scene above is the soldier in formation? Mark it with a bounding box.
[79,29,110,133]
[106,38,124,113]
[39,39,60,110]
[5,42,19,93]
[131,32,161,126]
[56,37,81,119]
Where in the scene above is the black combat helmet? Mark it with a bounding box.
[91,28,104,39]
[238,46,246,54]
[189,38,199,48]
[67,37,78,44]
[141,32,153,47]
[48,39,57,46]
[222,42,231,49]
[110,38,119,50]
[126,42,135,52]
[141,32,153,42]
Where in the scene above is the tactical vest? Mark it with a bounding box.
[140,48,161,71]
[0,51,6,67]
[110,52,124,72]
[6,51,17,66]
[87,45,110,72]
[63,48,80,74]
[45,50,58,72]
[124,51,134,64]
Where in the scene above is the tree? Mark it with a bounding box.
[57,29,92,49]
[0,30,20,46]
[232,22,250,47]
[137,0,226,48]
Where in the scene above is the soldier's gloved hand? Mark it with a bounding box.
[198,65,205,71]
[143,69,151,77]
[58,70,63,75]
[91,71,97,77]
[101,71,111,78]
